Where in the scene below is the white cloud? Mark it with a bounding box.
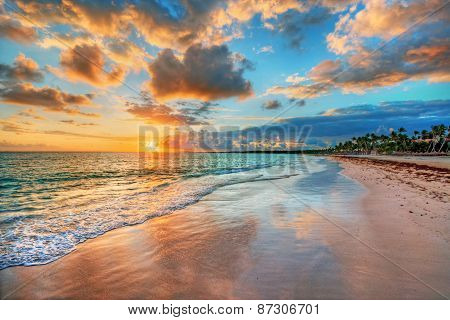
[254,45,274,54]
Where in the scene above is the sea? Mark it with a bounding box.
[0,152,325,269]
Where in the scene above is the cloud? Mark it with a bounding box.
[327,0,449,55]
[39,33,152,73]
[267,82,332,99]
[202,100,450,150]
[41,130,134,141]
[0,1,38,43]
[148,44,253,101]
[15,0,129,38]
[17,108,45,120]
[263,0,450,100]
[254,45,274,54]
[329,38,450,93]
[274,100,450,146]
[104,38,153,71]
[268,14,450,99]
[318,0,358,12]
[289,98,306,107]
[55,43,126,87]
[0,18,37,43]
[60,119,97,126]
[269,6,331,49]
[10,0,330,51]
[262,99,282,110]
[0,120,30,133]
[38,32,93,50]
[126,93,211,126]
[227,0,307,22]
[128,0,239,50]
[0,53,44,82]
[176,100,217,117]
[0,140,58,151]
[0,82,96,116]
[14,0,238,50]
[285,73,307,84]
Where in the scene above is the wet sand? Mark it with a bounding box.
[343,155,450,170]
[1,158,449,299]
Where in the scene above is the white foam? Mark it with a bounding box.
[0,162,311,269]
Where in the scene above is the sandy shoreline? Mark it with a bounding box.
[330,156,450,298]
[1,157,449,299]
[339,155,450,170]
[331,155,449,242]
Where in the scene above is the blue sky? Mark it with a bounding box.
[0,0,449,151]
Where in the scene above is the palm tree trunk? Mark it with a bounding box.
[438,139,447,153]
[427,140,433,153]
[431,139,438,152]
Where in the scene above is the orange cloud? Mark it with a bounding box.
[126,94,211,126]
[0,16,38,43]
[318,0,358,12]
[17,108,45,120]
[267,82,332,99]
[0,53,44,82]
[0,120,30,133]
[405,44,450,66]
[0,82,96,116]
[148,44,253,101]
[327,0,449,54]
[0,1,38,43]
[11,0,309,51]
[227,0,307,22]
[8,0,359,52]
[0,140,58,151]
[308,59,342,82]
[267,0,450,99]
[40,33,151,73]
[267,38,450,99]
[58,44,126,87]
[15,0,128,38]
[104,38,153,71]
[59,119,97,126]
[38,32,94,50]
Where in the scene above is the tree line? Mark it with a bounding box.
[326,124,449,155]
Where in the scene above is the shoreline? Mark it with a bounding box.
[1,157,449,299]
[332,154,450,170]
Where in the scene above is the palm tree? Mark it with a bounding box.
[429,125,445,152]
[436,124,448,153]
[328,124,448,155]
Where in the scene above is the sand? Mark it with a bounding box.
[344,155,450,170]
[330,156,450,299]
[1,157,449,299]
[332,156,450,241]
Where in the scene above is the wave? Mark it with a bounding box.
[0,166,301,270]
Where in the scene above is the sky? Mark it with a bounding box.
[0,0,449,151]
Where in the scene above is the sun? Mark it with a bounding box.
[146,141,159,152]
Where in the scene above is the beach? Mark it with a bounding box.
[1,156,449,299]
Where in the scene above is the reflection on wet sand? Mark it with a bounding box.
[1,158,448,299]
[1,205,259,299]
[0,167,350,299]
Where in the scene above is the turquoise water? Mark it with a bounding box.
[0,152,316,269]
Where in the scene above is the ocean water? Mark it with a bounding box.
[0,152,322,269]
